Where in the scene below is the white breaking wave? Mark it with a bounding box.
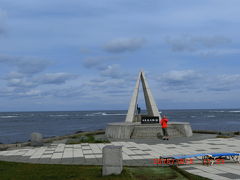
[207,115,216,118]
[210,110,240,113]
[49,115,70,117]
[209,110,225,113]
[228,111,240,113]
[85,112,126,116]
[0,116,19,118]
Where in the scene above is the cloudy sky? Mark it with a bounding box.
[0,0,240,111]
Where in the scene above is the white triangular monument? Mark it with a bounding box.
[125,71,161,123]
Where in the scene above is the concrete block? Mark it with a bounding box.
[61,157,73,164]
[171,122,193,137]
[106,122,193,140]
[105,123,135,139]
[31,132,43,146]
[102,145,123,176]
[72,157,85,164]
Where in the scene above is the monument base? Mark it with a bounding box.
[105,122,193,139]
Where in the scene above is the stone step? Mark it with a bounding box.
[130,126,182,139]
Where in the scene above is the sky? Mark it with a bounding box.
[0,0,240,111]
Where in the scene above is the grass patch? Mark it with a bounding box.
[71,131,105,139]
[171,166,210,180]
[216,131,235,138]
[234,131,240,135]
[193,130,219,134]
[126,166,187,180]
[0,161,197,180]
[66,135,110,144]
[216,135,234,138]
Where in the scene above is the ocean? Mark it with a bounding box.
[0,109,240,144]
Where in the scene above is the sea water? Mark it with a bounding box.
[0,109,240,144]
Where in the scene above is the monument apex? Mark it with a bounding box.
[125,71,161,123]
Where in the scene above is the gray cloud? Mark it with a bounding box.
[100,64,129,79]
[7,78,36,88]
[0,54,51,74]
[37,73,78,85]
[82,56,120,69]
[166,35,231,52]
[194,48,240,57]
[207,74,240,92]
[104,38,146,53]
[5,72,77,89]
[83,56,107,69]
[156,70,240,93]
[17,58,51,74]
[158,70,202,88]
[41,87,86,98]
[0,54,78,99]
[17,89,42,97]
[4,71,25,79]
[86,76,132,91]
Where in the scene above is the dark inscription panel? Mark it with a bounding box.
[141,116,159,124]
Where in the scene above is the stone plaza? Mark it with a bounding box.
[0,135,240,179]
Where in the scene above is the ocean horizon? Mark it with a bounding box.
[0,108,240,144]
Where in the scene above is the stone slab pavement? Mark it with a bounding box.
[0,136,240,179]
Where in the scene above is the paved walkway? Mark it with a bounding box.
[0,136,240,179]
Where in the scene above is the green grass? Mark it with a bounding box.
[0,161,208,180]
[192,130,219,134]
[216,135,234,138]
[69,131,105,139]
[66,135,110,144]
[234,131,240,135]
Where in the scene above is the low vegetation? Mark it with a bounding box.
[0,161,208,180]
[66,135,110,144]
[193,130,219,134]
[216,135,234,138]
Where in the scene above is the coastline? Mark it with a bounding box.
[0,129,105,151]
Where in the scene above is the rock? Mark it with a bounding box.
[102,145,123,176]
[0,144,8,151]
[218,132,234,136]
[74,130,84,134]
[31,132,43,146]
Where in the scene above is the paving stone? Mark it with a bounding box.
[217,173,240,179]
[72,157,85,164]
[61,157,73,164]
[21,156,32,163]
[28,158,40,163]
[181,167,198,170]
[38,158,51,164]
[73,149,83,158]
[49,158,62,164]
